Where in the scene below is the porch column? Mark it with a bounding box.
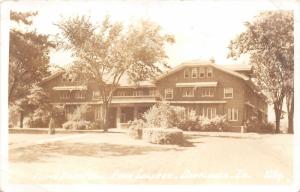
[116,106,121,128]
[133,106,138,120]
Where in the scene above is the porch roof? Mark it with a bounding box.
[53,86,87,91]
[176,82,218,88]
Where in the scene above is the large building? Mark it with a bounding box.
[40,59,268,131]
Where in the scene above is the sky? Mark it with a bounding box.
[8,0,296,68]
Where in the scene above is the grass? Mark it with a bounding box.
[8,131,293,185]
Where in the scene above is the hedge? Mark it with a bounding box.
[143,128,183,145]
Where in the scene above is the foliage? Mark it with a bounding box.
[228,11,293,133]
[62,120,93,130]
[9,11,55,104]
[56,15,174,131]
[259,122,275,133]
[143,128,183,145]
[143,102,185,128]
[127,119,146,139]
[67,104,91,121]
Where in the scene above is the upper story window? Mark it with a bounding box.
[184,69,190,78]
[207,67,213,78]
[149,89,156,96]
[75,91,85,99]
[165,88,173,99]
[92,91,101,100]
[201,88,215,97]
[133,90,143,96]
[60,91,71,99]
[224,88,233,99]
[191,68,198,78]
[199,67,205,78]
[182,88,194,97]
[228,108,238,121]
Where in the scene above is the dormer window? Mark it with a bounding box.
[184,69,190,78]
[207,67,213,78]
[199,67,205,78]
[191,68,197,78]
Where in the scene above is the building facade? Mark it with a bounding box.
[40,60,268,131]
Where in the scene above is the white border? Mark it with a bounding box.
[1,0,300,192]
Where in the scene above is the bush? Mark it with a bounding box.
[143,102,185,128]
[259,122,275,133]
[127,119,145,139]
[143,128,183,145]
[200,115,229,132]
[62,120,93,130]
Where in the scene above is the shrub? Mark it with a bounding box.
[200,115,229,132]
[62,120,93,130]
[143,102,185,128]
[127,119,145,139]
[259,122,275,133]
[67,104,91,121]
[143,128,183,145]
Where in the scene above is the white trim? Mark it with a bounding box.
[176,82,218,88]
[53,86,87,91]
[169,100,226,104]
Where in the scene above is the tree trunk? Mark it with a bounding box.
[19,111,24,128]
[101,102,109,132]
[287,94,294,134]
[274,103,282,134]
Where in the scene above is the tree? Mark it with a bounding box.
[9,11,54,103]
[57,15,174,131]
[228,11,293,133]
[9,11,55,127]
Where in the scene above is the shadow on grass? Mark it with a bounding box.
[185,133,259,140]
[9,142,184,163]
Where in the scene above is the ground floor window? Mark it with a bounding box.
[95,106,102,120]
[201,107,216,119]
[228,108,238,121]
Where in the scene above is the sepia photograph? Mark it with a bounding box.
[0,0,299,191]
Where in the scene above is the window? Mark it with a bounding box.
[184,69,190,78]
[92,91,101,100]
[165,88,173,99]
[199,67,205,78]
[207,67,213,78]
[60,91,70,99]
[149,89,156,96]
[191,68,197,78]
[75,91,85,99]
[133,90,143,96]
[182,88,194,97]
[224,88,233,98]
[64,106,73,116]
[201,107,217,119]
[201,88,215,97]
[117,91,126,96]
[95,106,102,120]
[228,108,238,121]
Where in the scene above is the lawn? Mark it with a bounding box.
[8,130,293,185]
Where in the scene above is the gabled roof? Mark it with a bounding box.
[155,60,250,82]
[223,64,252,71]
[39,69,65,85]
